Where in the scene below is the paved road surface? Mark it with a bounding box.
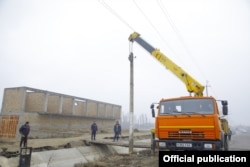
[229,133,250,150]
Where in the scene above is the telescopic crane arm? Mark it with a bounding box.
[128,32,204,97]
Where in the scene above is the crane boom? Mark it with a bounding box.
[128,32,204,96]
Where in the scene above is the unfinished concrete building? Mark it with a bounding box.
[0,87,122,142]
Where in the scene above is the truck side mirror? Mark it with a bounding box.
[221,100,228,115]
[150,104,155,118]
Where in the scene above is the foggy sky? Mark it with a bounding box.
[0,0,250,125]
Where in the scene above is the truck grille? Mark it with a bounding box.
[168,131,205,139]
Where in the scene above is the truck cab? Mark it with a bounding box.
[151,96,229,151]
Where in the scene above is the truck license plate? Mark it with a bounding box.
[176,143,192,147]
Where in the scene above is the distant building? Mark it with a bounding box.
[0,87,121,142]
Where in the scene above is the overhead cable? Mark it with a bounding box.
[132,0,177,55]
[157,0,210,90]
[98,0,135,31]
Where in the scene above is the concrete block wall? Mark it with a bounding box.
[74,99,86,116]
[1,87,24,113]
[26,93,45,112]
[24,113,116,139]
[0,87,122,140]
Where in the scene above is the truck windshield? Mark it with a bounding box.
[159,99,214,115]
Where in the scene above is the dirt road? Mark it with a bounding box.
[1,131,250,167]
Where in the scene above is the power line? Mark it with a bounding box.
[157,1,179,35]
[157,0,189,54]
[156,0,192,67]
[98,0,135,32]
[151,0,212,88]
[157,0,209,84]
[132,0,176,55]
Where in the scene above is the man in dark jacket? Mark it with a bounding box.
[113,121,121,142]
[91,121,98,140]
[19,122,30,147]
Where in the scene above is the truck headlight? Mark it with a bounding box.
[159,142,166,147]
[204,143,212,149]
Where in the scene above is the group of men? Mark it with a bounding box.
[91,120,121,142]
[18,120,121,148]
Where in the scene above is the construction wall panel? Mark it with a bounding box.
[26,93,45,112]
[105,104,113,118]
[62,97,73,115]
[113,106,121,119]
[47,95,60,114]
[73,100,86,116]
[87,101,98,117]
[98,103,105,117]
[2,88,23,112]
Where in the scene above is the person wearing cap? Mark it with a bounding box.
[19,121,30,147]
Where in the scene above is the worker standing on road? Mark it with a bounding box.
[91,121,98,140]
[19,121,30,147]
[113,121,121,142]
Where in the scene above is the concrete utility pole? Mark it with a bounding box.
[205,80,211,96]
[128,49,134,154]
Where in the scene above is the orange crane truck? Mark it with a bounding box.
[129,32,230,151]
